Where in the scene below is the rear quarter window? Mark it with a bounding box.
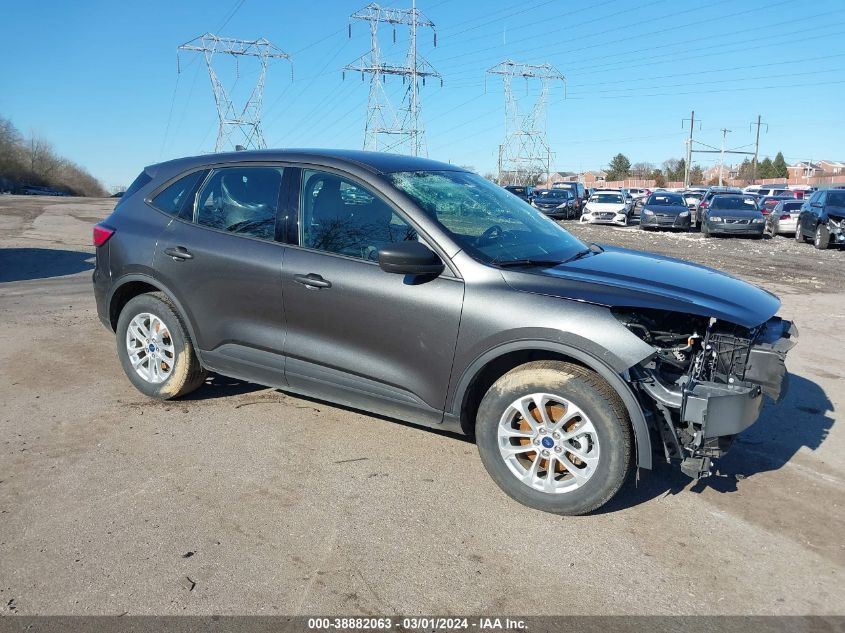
[123,171,152,199]
[150,170,208,220]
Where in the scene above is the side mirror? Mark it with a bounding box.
[378,240,444,276]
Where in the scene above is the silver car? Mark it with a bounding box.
[766,199,804,236]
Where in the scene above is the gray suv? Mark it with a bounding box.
[92,150,796,515]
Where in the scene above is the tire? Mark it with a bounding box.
[475,361,633,515]
[795,224,805,243]
[702,223,712,238]
[814,224,831,250]
[115,292,207,400]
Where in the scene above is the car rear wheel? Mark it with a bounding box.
[795,224,805,243]
[475,361,632,515]
[814,225,831,250]
[116,292,207,400]
[702,223,712,238]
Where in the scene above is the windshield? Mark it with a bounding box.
[389,170,587,264]
[538,190,571,199]
[710,196,758,210]
[647,193,685,206]
[828,191,845,206]
[591,193,624,204]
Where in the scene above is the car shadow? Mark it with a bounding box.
[0,247,95,282]
[597,372,834,513]
[180,373,267,400]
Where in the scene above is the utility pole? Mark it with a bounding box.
[344,2,440,156]
[682,110,698,187]
[487,60,565,186]
[718,128,731,186]
[178,33,291,152]
[497,144,503,184]
[749,115,767,184]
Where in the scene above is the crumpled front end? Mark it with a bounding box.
[826,213,845,246]
[615,309,797,478]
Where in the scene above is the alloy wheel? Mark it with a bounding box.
[125,312,175,384]
[497,393,600,494]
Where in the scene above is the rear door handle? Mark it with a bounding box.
[293,273,331,289]
[163,246,193,261]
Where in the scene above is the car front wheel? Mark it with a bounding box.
[475,361,632,515]
[814,224,831,249]
[115,292,207,399]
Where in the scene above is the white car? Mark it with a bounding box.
[627,187,648,200]
[580,191,631,226]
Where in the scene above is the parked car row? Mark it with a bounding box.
[500,182,844,248]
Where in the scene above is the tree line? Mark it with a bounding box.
[0,115,106,197]
[605,151,789,185]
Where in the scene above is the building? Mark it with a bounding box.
[788,161,823,180]
[818,160,845,176]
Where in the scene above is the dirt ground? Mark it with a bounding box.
[0,195,843,616]
[566,219,845,294]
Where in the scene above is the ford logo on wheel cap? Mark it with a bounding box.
[541,436,554,449]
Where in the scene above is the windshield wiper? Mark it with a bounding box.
[563,248,594,263]
[494,258,566,268]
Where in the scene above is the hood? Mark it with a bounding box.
[708,207,763,219]
[643,204,689,215]
[501,245,780,328]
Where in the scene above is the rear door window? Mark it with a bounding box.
[195,167,283,240]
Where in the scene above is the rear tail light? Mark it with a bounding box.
[700,201,708,209]
[93,223,114,247]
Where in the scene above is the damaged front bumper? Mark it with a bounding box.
[637,316,797,478]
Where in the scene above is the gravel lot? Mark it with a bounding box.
[566,219,845,293]
[0,195,843,616]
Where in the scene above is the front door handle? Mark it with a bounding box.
[293,273,331,289]
[163,246,193,261]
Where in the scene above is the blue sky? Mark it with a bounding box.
[2,0,844,189]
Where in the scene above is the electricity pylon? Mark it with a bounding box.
[487,60,565,185]
[344,2,440,156]
[178,33,291,152]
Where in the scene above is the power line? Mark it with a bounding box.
[441,0,746,75]
[215,0,247,32]
[437,0,556,33]
[441,0,823,82]
[435,0,622,49]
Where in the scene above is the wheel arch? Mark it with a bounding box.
[452,341,653,470]
[107,274,201,352]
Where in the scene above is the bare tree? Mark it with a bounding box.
[630,162,655,179]
[0,116,106,196]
